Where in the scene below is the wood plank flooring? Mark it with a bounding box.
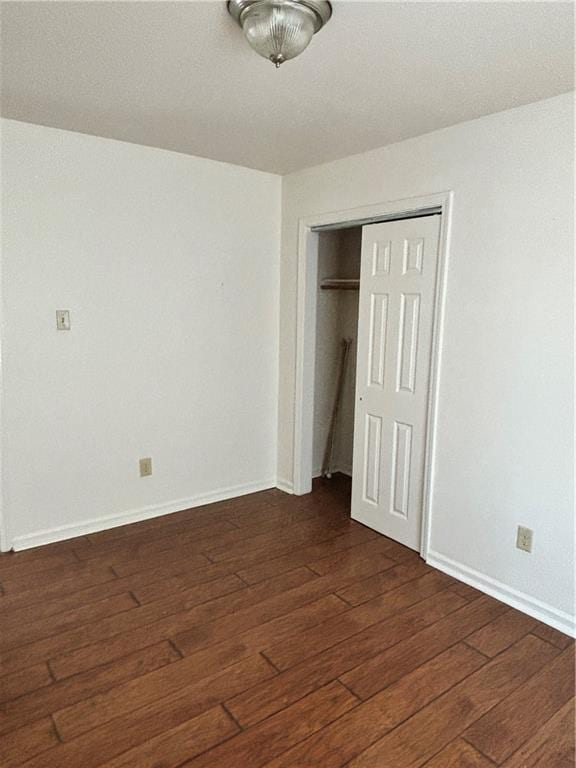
[0,476,573,767]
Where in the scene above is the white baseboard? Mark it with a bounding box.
[275,478,294,495]
[11,478,277,552]
[427,550,576,638]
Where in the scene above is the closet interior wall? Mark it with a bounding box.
[313,227,361,478]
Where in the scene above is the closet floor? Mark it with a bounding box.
[0,475,574,768]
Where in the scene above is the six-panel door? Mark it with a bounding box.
[351,216,441,550]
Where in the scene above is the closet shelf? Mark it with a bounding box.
[320,278,360,291]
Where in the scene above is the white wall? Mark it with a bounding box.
[279,94,575,633]
[1,119,281,549]
[313,229,360,477]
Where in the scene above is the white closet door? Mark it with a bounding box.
[351,216,441,550]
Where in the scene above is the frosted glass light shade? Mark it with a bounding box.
[242,2,316,66]
[228,0,332,67]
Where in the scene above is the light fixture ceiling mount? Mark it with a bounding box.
[227,0,332,68]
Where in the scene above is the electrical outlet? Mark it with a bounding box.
[56,310,71,331]
[139,458,152,477]
[516,526,533,553]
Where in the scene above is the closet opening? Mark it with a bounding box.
[292,192,452,556]
[312,227,362,510]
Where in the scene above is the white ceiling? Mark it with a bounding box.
[1,1,573,174]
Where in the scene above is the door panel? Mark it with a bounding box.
[351,216,441,550]
[363,413,382,505]
[368,293,388,388]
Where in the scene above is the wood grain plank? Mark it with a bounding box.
[347,635,559,768]
[122,561,246,605]
[0,641,180,736]
[531,623,575,650]
[0,567,119,614]
[502,698,575,767]
[226,589,466,728]
[6,524,354,616]
[48,566,315,679]
[204,517,358,563]
[173,593,348,665]
[464,644,575,763]
[52,651,276,740]
[76,514,239,555]
[0,481,571,768]
[338,595,508,700]
[112,519,351,577]
[223,503,323,530]
[308,548,395,578]
[0,592,138,651]
[86,507,339,571]
[306,536,405,575]
[107,549,212,579]
[1,569,273,676]
[0,717,59,767]
[236,526,378,585]
[465,608,538,657]
[38,598,343,734]
[0,555,243,620]
[422,739,496,767]
[264,644,487,768]
[1,561,121,596]
[0,663,53,705]
[264,570,455,671]
[182,682,358,768]
[335,560,432,606]
[171,553,403,660]
[0,550,79,578]
[450,582,485,601]
[73,519,237,567]
[94,705,238,768]
[0,579,133,625]
[131,571,244,611]
[22,656,272,768]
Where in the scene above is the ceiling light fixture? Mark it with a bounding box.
[227,0,332,68]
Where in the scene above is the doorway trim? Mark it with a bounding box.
[292,190,454,558]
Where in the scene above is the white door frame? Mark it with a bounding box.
[0,292,8,552]
[292,190,454,558]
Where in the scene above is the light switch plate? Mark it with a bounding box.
[56,310,71,331]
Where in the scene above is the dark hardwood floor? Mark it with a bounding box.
[0,476,574,767]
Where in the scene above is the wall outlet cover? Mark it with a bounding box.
[516,525,533,553]
[139,458,153,477]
